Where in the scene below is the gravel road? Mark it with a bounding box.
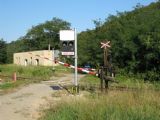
[0,74,84,120]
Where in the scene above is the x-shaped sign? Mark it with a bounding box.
[101,41,111,49]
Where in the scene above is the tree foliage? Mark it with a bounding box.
[24,17,71,51]
[6,17,71,63]
[6,39,25,63]
[78,2,160,80]
[0,39,7,64]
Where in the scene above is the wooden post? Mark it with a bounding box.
[101,41,111,91]
[104,48,109,68]
[100,67,103,92]
[104,46,108,90]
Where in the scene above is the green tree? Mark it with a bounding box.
[6,17,71,63]
[24,17,71,51]
[0,39,7,64]
[6,39,25,63]
[78,1,160,80]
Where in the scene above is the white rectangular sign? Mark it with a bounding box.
[61,52,74,56]
[59,30,75,41]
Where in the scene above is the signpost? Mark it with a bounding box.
[59,29,78,93]
[99,40,117,92]
[100,41,111,91]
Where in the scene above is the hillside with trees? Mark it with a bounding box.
[78,2,160,81]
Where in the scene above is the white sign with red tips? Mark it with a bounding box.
[101,41,111,49]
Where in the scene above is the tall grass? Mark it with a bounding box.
[40,90,160,120]
[80,74,160,90]
[40,74,160,120]
[0,64,71,92]
[0,64,72,80]
[80,75,100,85]
[114,74,160,90]
[0,64,54,79]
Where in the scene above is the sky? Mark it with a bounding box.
[0,0,156,43]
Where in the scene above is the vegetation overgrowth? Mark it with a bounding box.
[0,64,72,91]
[40,74,160,120]
[78,2,160,81]
[40,89,160,120]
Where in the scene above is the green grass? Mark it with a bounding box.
[40,74,160,120]
[114,74,160,90]
[0,64,55,79]
[0,64,72,92]
[40,90,160,120]
[80,75,100,85]
[0,82,13,89]
[79,74,160,90]
[53,65,74,76]
[79,75,100,92]
[0,80,28,89]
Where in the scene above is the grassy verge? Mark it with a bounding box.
[79,74,160,90]
[0,64,72,92]
[0,80,29,90]
[113,74,160,90]
[80,75,100,85]
[0,64,55,79]
[40,90,160,120]
[39,74,160,120]
[79,75,100,92]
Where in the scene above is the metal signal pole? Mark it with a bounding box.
[74,28,78,93]
[59,29,78,93]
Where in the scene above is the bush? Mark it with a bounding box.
[17,67,24,74]
[31,67,53,79]
[144,71,160,82]
[118,68,160,82]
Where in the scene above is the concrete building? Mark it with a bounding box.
[13,50,56,66]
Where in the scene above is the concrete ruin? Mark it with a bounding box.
[13,50,57,66]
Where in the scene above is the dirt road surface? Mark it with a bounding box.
[0,74,84,120]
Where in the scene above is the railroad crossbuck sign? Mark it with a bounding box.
[101,41,111,49]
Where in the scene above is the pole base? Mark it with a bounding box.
[72,85,79,94]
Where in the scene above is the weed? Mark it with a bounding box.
[40,90,160,120]
[0,64,71,92]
